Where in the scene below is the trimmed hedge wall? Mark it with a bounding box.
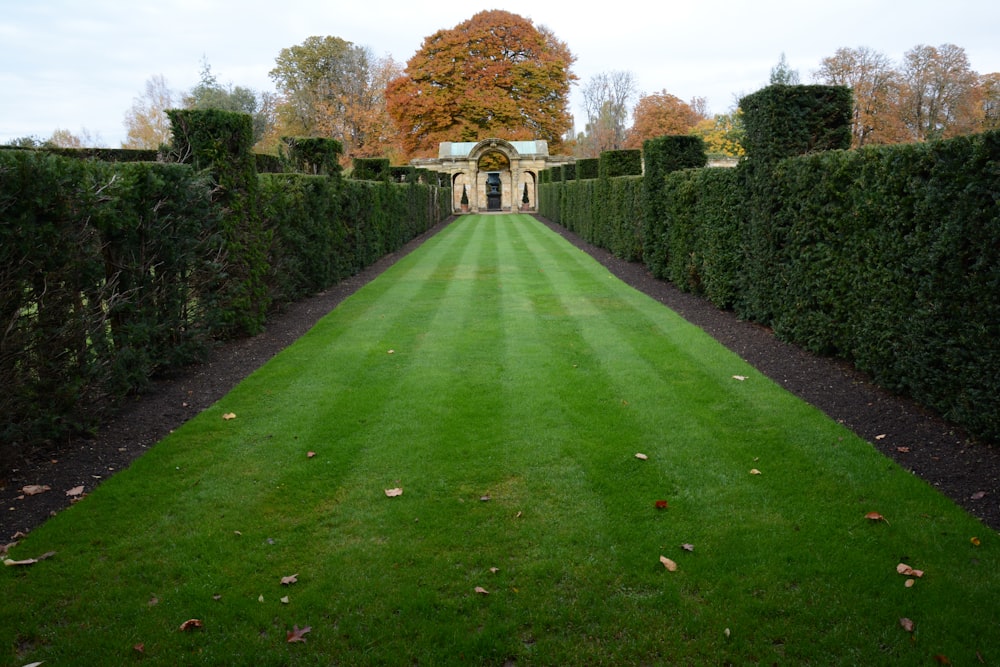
[1,120,449,459]
[543,127,1000,443]
[352,157,391,181]
[739,84,853,162]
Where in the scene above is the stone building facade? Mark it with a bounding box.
[411,138,574,213]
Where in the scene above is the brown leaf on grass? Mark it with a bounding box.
[0,542,16,556]
[971,536,981,546]
[307,451,316,458]
[21,484,50,496]
[3,551,55,567]
[934,655,952,665]
[480,495,491,502]
[281,596,290,604]
[905,578,915,588]
[732,375,747,381]
[281,574,298,585]
[659,555,678,571]
[897,563,924,578]
[864,511,890,525]
[655,500,669,509]
[286,625,311,643]
[489,567,499,574]
[179,619,203,631]
[66,485,84,497]
[634,453,648,460]
[474,586,490,595]
[222,412,237,420]
[749,469,762,475]
[149,595,159,606]
[385,487,403,497]
[133,643,145,653]
[681,543,695,552]
[899,617,914,632]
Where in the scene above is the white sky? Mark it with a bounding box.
[2,0,999,147]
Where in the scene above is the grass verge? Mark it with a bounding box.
[3,214,998,665]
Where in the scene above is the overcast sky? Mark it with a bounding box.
[2,0,999,147]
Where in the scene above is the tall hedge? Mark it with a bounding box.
[167,108,271,336]
[352,157,391,181]
[283,136,343,176]
[598,149,642,178]
[739,84,853,162]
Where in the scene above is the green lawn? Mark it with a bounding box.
[3,214,997,666]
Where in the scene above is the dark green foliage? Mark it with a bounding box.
[1,133,449,457]
[641,135,708,277]
[0,150,216,459]
[577,158,599,179]
[283,137,343,176]
[542,129,1000,443]
[599,149,642,178]
[739,84,852,162]
[255,153,284,173]
[352,157,391,181]
[167,108,271,336]
[561,163,576,181]
[44,147,160,162]
[390,166,417,183]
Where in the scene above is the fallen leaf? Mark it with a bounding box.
[896,446,910,453]
[659,555,678,571]
[724,627,731,638]
[875,434,887,440]
[66,485,85,497]
[971,491,987,500]
[474,586,490,595]
[21,485,50,496]
[681,543,695,552]
[179,619,203,631]
[749,469,762,475]
[732,375,747,381]
[258,594,265,603]
[307,451,316,458]
[0,542,15,556]
[480,495,491,502]
[655,500,669,510]
[971,536,981,546]
[387,349,395,354]
[489,567,499,574]
[899,617,914,633]
[634,453,648,460]
[934,655,952,665]
[286,625,311,643]
[864,511,890,525]
[514,511,523,518]
[149,595,159,606]
[280,596,290,604]
[896,563,924,578]
[134,643,145,653]
[385,487,403,497]
[212,594,222,601]
[281,574,298,585]
[222,412,237,420]
[3,551,55,567]
[905,578,915,588]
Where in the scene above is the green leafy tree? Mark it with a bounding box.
[184,61,277,147]
[387,10,576,158]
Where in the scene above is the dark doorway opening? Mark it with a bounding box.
[486,172,501,210]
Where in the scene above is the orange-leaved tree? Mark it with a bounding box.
[624,90,707,149]
[387,10,576,158]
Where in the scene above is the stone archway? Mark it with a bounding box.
[410,138,573,213]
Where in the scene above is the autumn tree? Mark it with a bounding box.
[387,10,576,158]
[814,46,905,146]
[980,72,1000,131]
[270,36,402,162]
[690,112,745,157]
[898,43,980,141]
[624,90,707,149]
[122,74,175,148]
[576,70,637,157]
